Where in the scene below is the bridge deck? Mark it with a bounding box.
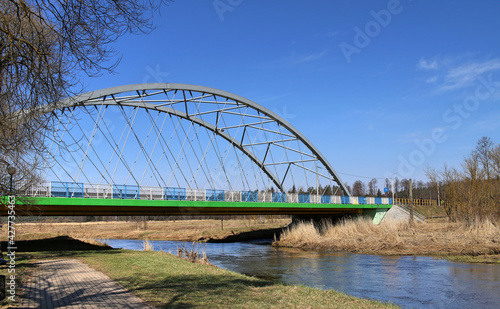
[5,197,391,216]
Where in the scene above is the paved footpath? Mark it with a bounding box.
[18,259,152,308]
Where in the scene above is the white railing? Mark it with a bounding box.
[25,181,393,205]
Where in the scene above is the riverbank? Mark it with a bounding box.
[273,218,500,264]
[10,217,500,264]
[2,236,398,308]
[9,218,290,242]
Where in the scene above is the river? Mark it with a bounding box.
[106,239,500,309]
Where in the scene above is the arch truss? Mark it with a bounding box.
[38,83,350,195]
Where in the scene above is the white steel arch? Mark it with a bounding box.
[33,83,350,195]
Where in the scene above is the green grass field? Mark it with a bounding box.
[4,237,399,308]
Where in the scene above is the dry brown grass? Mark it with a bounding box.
[275,218,500,261]
[176,242,211,265]
[5,218,290,242]
[75,237,110,247]
[143,239,154,251]
[276,220,320,247]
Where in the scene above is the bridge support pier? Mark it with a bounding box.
[362,208,389,225]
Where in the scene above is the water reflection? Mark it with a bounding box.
[106,239,500,309]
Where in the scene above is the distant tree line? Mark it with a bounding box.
[341,177,440,200]
[286,184,344,196]
[276,178,441,199]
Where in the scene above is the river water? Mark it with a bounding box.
[106,239,500,309]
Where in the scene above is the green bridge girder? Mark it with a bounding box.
[4,197,391,218]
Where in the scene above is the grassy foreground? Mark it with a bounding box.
[3,237,398,309]
[274,218,500,264]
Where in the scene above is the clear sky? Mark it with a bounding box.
[82,0,500,187]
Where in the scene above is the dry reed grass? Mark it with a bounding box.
[275,218,500,259]
[73,237,110,247]
[277,220,320,247]
[176,242,211,265]
[143,239,154,251]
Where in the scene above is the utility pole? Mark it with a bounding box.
[437,184,441,207]
[409,178,414,226]
[391,176,394,204]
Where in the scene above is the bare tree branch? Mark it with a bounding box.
[0,0,170,195]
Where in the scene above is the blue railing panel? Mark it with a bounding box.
[206,189,225,201]
[321,195,331,204]
[242,191,258,202]
[341,196,350,204]
[358,197,367,205]
[164,187,186,200]
[113,184,139,199]
[298,193,310,203]
[272,192,286,203]
[51,181,84,198]
[50,181,66,197]
[375,197,382,205]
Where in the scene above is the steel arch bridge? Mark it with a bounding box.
[36,83,349,194]
[7,83,392,219]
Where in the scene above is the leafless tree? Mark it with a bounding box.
[384,178,391,197]
[368,178,377,196]
[0,0,170,195]
[425,138,500,224]
[474,136,493,180]
[352,180,366,196]
[400,178,410,197]
[488,143,500,180]
[344,183,351,196]
[394,177,400,198]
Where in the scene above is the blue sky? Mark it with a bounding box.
[82,0,500,187]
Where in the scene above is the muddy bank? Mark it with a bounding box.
[202,227,285,243]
